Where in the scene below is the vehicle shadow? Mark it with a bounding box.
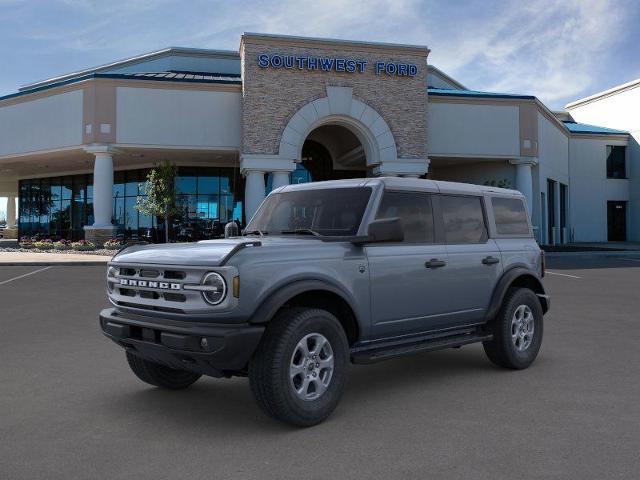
[100,346,501,433]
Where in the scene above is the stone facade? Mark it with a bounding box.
[240,35,429,162]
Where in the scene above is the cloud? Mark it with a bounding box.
[1,0,637,108]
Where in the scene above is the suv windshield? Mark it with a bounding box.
[245,187,372,237]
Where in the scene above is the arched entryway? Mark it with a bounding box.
[298,124,367,182]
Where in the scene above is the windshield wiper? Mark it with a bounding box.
[243,229,267,237]
[279,228,322,237]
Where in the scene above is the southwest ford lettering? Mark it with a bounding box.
[257,54,417,77]
[119,279,181,290]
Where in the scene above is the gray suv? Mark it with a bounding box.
[100,178,549,426]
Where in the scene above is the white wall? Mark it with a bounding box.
[116,87,242,148]
[0,90,83,156]
[569,137,629,242]
[568,85,640,241]
[536,112,570,242]
[427,102,520,157]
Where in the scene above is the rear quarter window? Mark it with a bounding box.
[491,197,530,235]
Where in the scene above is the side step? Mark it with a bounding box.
[350,331,492,364]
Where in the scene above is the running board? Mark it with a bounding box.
[350,331,492,364]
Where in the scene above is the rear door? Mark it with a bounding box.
[438,194,503,325]
[366,190,451,337]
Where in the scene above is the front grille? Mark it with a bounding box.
[108,264,216,314]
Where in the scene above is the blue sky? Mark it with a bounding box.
[1,0,639,108]
[1,0,639,218]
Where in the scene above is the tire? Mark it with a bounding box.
[249,307,349,427]
[126,351,202,389]
[483,287,544,369]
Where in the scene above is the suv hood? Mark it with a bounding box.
[111,237,326,266]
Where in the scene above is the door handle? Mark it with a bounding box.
[425,259,446,268]
[482,256,500,265]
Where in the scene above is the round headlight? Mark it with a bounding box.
[107,266,117,293]
[201,272,227,305]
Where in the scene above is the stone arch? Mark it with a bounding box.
[278,86,398,166]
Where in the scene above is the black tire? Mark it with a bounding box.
[126,351,202,389]
[249,307,349,427]
[483,287,544,369]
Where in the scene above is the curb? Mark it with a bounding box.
[0,261,110,266]
[544,250,640,257]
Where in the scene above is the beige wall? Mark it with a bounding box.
[240,35,428,160]
[0,90,83,157]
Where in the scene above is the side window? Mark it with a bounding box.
[440,195,487,244]
[376,191,434,243]
[492,197,530,235]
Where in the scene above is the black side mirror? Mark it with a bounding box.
[364,217,404,243]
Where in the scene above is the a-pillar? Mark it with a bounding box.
[84,145,118,246]
[510,158,538,217]
[241,154,295,222]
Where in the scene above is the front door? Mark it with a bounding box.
[607,201,627,241]
[366,191,451,338]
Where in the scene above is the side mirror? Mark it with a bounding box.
[362,217,404,243]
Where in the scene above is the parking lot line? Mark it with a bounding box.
[545,270,581,279]
[0,266,52,286]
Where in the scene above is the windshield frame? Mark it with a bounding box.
[244,185,376,239]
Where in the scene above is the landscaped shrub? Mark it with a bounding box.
[103,238,126,249]
[71,240,96,251]
[54,239,73,250]
[33,239,54,250]
[19,236,35,249]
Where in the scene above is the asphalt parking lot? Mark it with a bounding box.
[1,255,640,479]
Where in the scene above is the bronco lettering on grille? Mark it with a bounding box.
[119,279,181,290]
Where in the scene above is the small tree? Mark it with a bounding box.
[136,161,181,243]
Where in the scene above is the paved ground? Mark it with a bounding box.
[1,256,639,479]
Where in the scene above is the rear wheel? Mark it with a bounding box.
[249,307,349,427]
[483,287,543,369]
[126,351,201,389]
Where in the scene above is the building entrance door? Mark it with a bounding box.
[607,201,627,241]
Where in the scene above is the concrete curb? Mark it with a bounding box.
[544,250,640,257]
[0,261,110,266]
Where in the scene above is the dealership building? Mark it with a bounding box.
[0,33,637,244]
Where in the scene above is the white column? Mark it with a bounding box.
[510,158,537,217]
[244,170,266,222]
[271,171,290,190]
[92,152,115,227]
[6,195,16,228]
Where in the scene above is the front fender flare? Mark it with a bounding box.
[247,279,358,325]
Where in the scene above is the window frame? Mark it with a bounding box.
[437,193,490,245]
[374,189,437,245]
[488,195,533,239]
[606,145,627,179]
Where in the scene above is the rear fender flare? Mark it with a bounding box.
[485,267,548,322]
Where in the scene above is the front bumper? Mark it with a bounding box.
[99,308,264,377]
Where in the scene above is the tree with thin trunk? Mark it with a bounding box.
[136,161,181,243]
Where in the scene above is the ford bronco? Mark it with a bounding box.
[100,177,549,426]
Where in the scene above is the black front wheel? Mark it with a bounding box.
[126,351,202,389]
[483,287,544,369]
[249,307,349,427]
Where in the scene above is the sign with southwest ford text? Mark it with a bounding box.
[257,53,418,77]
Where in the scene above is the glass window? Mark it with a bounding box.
[440,195,487,244]
[176,174,197,194]
[113,171,125,199]
[125,171,139,197]
[492,197,530,235]
[376,191,434,243]
[606,146,626,179]
[247,187,371,236]
[198,175,219,195]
